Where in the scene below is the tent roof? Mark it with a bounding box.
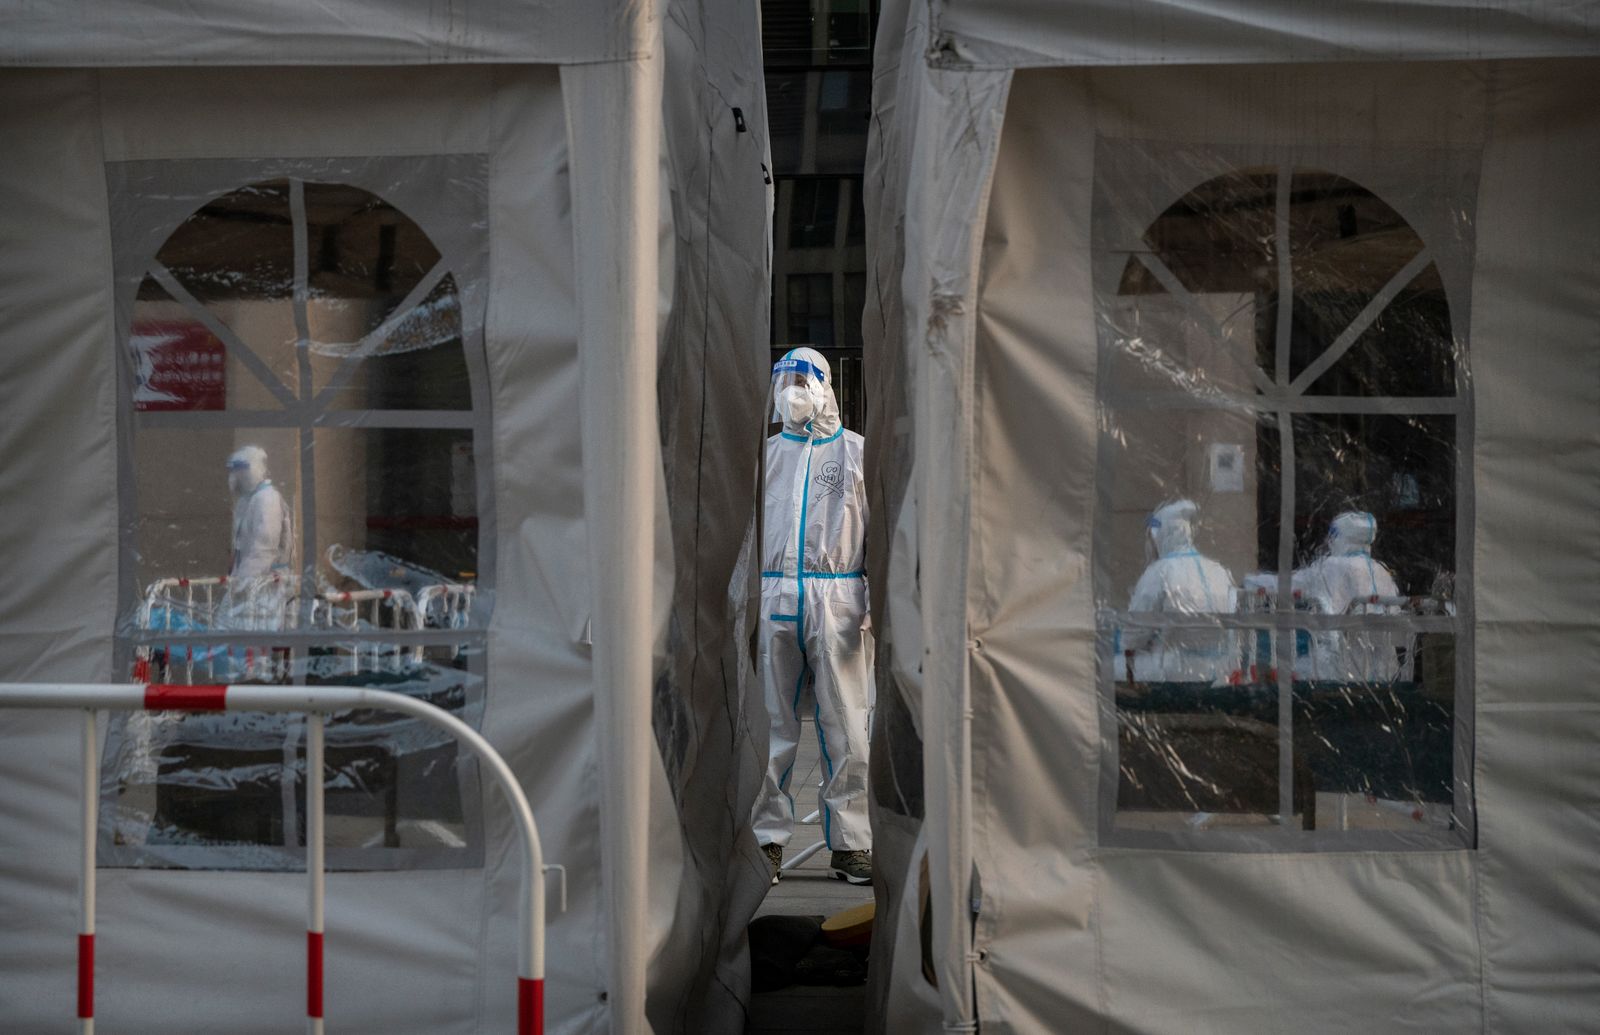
[933,0,1600,69]
[0,0,651,67]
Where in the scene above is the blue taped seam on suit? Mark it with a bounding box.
[795,435,837,843]
[814,699,836,848]
[778,744,796,809]
[764,570,865,580]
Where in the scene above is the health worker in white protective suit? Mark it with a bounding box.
[752,348,874,887]
[1294,511,1404,682]
[228,445,293,577]
[1123,499,1237,684]
[223,445,294,634]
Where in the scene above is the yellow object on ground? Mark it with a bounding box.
[821,901,875,948]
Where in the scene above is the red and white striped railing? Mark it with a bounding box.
[0,682,560,1035]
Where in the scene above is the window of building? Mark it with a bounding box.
[760,0,880,67]
[1093,157,1473,850]
[814,70,871,173]
[825,0,875,62]
[104,157,492,870]
[787,272,836,346]
[788,178,842,249]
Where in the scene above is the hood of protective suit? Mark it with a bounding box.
[1147,499,1198,558]
[770,346,841,437]
[227,445,269,498]
[1327,510,1378,555]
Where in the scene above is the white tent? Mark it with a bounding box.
[864,2,1600,1032]
[0,1,774,1032]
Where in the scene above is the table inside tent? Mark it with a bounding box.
[1114,677,1456,831]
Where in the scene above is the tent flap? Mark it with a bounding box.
[933,0,1600,69]
[0,0,649,67]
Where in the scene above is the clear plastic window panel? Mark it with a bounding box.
[1093,143,1474,850]
[105,156,492,870]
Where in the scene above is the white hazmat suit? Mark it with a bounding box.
[1123,499,1237,683]
[752,348,874,856]
[227,445,293,578]
[1294,511,1404,681]
[224,445,294,631]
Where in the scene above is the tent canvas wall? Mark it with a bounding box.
[865,3,1600,1032]
[0,1,774,1032]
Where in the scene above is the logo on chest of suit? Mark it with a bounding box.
[812,460,845,500]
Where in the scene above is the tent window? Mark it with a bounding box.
[104,160,493,871]
[1095,162,1473,851]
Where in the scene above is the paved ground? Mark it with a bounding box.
[746,722,873,1035]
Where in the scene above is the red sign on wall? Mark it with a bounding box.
[131,320,227,411]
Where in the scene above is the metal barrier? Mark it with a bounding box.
[0,682,561,1035]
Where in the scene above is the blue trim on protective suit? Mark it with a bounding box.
[780,437,817,832]
[763,570,865,580]
[798,441,813,628]
[815,699,835,848]
[770,426,855,847]
[796,434,838,846]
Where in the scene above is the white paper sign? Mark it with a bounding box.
[1209,442,1245,493]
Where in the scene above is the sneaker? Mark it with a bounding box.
[762,842,784,886]
[829,849,872,886]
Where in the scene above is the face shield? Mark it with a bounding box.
[770,354,830,427]
[1146,499,1198,560]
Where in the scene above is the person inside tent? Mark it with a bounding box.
[752,347,874,887]
[1293,510,1404,682]
[1122,499,1237,684]
[223,444,294,631]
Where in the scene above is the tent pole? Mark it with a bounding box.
[563,12,666,1030]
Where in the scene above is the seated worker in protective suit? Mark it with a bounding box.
[1293,511,1403,682]
[1122,499,1237,684]
[752,347,873,887]
[224,445,294,630]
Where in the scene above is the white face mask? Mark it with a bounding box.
[779,384,816,425]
